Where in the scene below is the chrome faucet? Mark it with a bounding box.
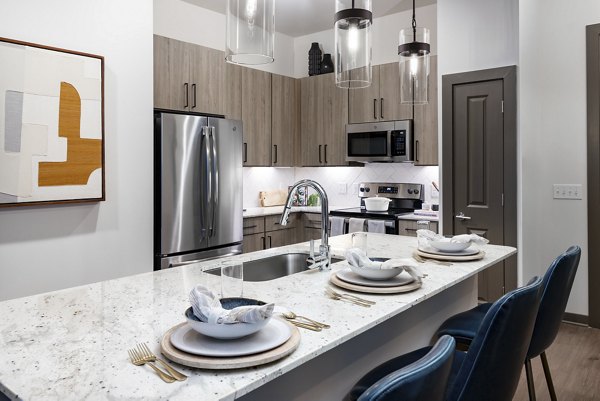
[280,179,331,271]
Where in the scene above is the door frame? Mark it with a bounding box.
[586,24,600,328]
[441,66,518,293]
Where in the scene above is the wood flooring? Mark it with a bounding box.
[513,323,600,401]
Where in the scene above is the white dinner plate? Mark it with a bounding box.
[337,268,415,288]
[418,246,480,257]
[170,318,292,357]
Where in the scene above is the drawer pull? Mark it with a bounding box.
[243,224,258,229]
[404,228,418,232]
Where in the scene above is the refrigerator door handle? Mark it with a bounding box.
[209,127,218,237]
[203,126,213,240]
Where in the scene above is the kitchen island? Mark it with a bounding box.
[0,234,516,401]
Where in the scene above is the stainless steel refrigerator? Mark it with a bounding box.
[154,112,243,270]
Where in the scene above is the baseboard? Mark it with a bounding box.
[563,312,589,326]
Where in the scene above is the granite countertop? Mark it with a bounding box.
[397,212,440,222]
[0,234,515,401]
[243,205,348,218]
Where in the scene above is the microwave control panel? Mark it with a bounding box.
[390,130,406,156]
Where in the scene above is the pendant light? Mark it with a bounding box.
[398,0,430,104]
[334,0,373,89]
[226,0,275,65]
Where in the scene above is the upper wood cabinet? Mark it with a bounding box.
[242,68,272,166]
[153,35,226,115]
[300,74,348,166]
[349,63,413,123]
[271,74,299,167]
[413,56,438,166]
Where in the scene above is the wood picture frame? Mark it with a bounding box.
[0,37,105,208]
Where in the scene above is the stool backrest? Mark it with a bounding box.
[448,276,544,401]
[358,335,456,401]
[528,245,581,358]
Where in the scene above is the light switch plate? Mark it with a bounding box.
[337,182,347,195]
[553,184,582,200]
[431,184,439,199]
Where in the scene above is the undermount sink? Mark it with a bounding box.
[205,253,344,282]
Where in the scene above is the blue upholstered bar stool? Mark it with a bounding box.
[436,246,581,401]
[350,335,456,401]
[346,276,544,401]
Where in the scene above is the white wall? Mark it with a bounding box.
[519,0,599,315]
[154,0,296,77]
[438,0,592,316]
[437,0,518,75]
[0,0,154,300]
[293,4,438,78]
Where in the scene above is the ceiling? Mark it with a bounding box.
[182,0,437,37]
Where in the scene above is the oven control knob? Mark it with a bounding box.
[414,189,420,194]
[359,187,365,192]
[365,188,371,192]
[407,189,413,194]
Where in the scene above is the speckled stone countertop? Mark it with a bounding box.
[243,205,348,218]
[0,234,515,401]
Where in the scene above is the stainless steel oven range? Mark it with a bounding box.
[329,182,424,235]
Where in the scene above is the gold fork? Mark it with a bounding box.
[136,343,187,381]
[128,347,176,383]
[325,287,374,307]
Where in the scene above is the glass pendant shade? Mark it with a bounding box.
[399,27,430,104]
[226,0,275,65]
[334,0,372,89]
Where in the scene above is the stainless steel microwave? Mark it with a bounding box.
[346,120,414,163]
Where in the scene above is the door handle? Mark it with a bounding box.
[200,127,210,241]
[243,142,248,163]
[273,144,278,164]
[268,235,272,248]
[380,98,384,119]
[319,145,322,164]
[324,144,328,164]
[184,83,189,108]
[373,99,377,120]
[191,84,197,109]
[261,236,266,249]
[455,212,472,220]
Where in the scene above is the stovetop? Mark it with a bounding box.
[330,207,414,219]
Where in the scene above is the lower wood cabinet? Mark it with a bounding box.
[242,214,300,253]
[397,219,438,237]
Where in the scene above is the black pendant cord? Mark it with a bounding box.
[412,0,417,42]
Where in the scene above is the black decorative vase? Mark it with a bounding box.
[308,42,322,76]
[320,53,334,74]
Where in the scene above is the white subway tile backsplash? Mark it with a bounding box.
[243,165,439,208]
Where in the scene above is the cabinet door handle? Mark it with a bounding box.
[191,84,197,109]
[380,98,384,119]
[184,83,189,108]
[319,145,322,164]
[268,235,272,248]
[324,144,328,164]
[261,236,266,249]
[373,99,377,119]
[243,224,258,229]
[273,144,278,164]
[243,142,248,163]
[404,228,418,232]
[415,140,419,163]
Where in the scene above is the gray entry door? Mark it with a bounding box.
[442,67,518,302]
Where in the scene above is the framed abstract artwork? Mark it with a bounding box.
[0,37,104,207]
